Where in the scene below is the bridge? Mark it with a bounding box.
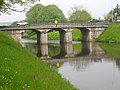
[0,23,108,44]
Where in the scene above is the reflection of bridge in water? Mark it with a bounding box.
[22,40,120,70]
[37,42,107,60]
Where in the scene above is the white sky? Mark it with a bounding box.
[0,0,120,22]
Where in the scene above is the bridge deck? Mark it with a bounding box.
[0,23,108,31]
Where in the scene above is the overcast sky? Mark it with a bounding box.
[0,0,120,22]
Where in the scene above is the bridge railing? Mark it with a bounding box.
[0,21,109,30]
[26,21,109,26]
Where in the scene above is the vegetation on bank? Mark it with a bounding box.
[0,31,76,90]
[72,29,81,41]
[48,31,60,40]
[97,23,120,43]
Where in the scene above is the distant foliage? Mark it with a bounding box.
[105,4,120,21]
[26,4,66,24]
[68,5,92,22]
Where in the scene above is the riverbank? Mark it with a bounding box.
[0,31,76,90]
[97,23,120,43]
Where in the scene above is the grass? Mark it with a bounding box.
[0,31,76,90]
[72,29,81,41]
[48,31,60,40]
[97,23,120,43]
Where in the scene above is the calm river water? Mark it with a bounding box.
[21,39,120,90]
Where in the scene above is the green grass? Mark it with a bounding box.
[97,23,120,43]
[0,31,76,90]
[72,29,81,41]
[48,31,60,40]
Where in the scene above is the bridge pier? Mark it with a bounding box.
[37,44,50,59]
[53,43,74,58]
[36,30,49,45]
[60,43,74,57]
[76,42,105,57]
[60,29,72,43]
[80,27,105,42]
[80,28,90,42]
[87,27,105,41]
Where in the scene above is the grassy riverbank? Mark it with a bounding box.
[0,31,76,90]
[97,23,120,43]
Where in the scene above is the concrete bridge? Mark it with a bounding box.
[0,23,108,43]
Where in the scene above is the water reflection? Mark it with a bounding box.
[52,43,74,58]
[37,44,50,59]
[36,41,106,59]
[22,39,120,90]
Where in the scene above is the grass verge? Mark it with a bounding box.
[97,23,120,43]
[0,31,76,90]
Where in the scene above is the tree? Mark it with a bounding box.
[26,4,66,24]
[113,4,120,20]
[68,5,92,22]
[0,0,40,14]
[26,4,44,23]
[105,4,120,21]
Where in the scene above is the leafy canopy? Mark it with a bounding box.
[105,4,120,21]
[0,0,40,14]
[26,4,66,24]
[68,5,92,22]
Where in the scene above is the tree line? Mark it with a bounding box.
[26,4,92,24]
[105,4,120,22]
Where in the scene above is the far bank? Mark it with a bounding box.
[97,23,120,43]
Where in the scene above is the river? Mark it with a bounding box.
[21,39,120,90]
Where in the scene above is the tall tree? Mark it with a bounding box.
[26,4,66,24]
[26,4,44,23]
[105,4,120,21]
[68,5,92,22]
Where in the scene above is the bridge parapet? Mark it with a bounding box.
[0,23,108,31]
